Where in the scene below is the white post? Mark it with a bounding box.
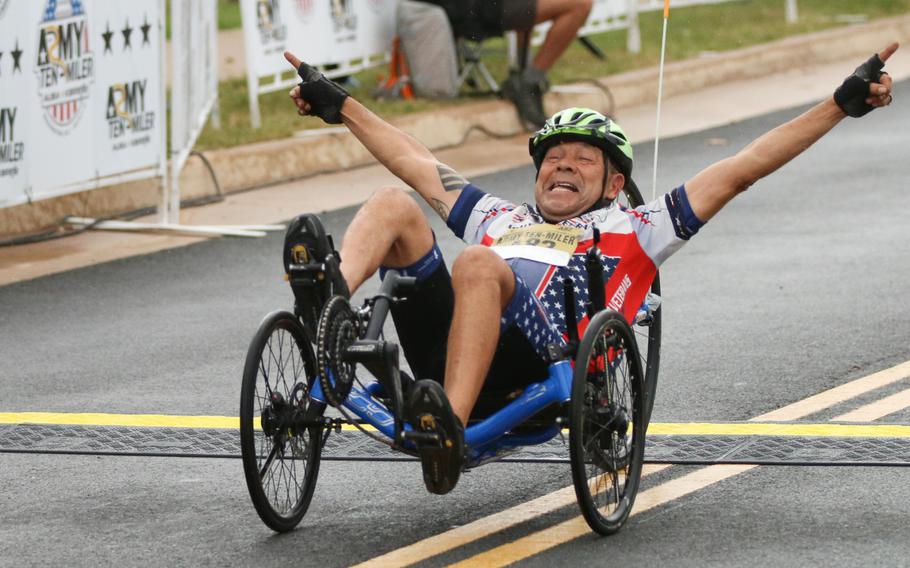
[158,0,170,223]
[209,0,221,129]
[627,0,641,54]
[167,0,186,224]
[785,0,798,23]
[241,0,262,128]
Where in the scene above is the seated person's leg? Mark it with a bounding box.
[338,186,436,294]
[284,186,435,337]
[477,270,564,417]
[530,0,593,72]
[406,244,514,495]
[498,0,593,128]
[445,245,518,426]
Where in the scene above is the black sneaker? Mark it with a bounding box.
[407,379,465,495]
[500,70,547,129]
[283,214,350,340]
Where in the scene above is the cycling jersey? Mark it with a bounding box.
[446,183,705,338]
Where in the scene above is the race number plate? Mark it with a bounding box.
[491,224,582,266]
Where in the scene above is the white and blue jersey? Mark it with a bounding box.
[446,183,704,355]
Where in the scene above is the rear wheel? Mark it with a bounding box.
[569,310,646,535]
[240,311,325,532]
[617,178,662,426]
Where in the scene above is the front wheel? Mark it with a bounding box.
[240,310,325,532]
[569,310,646,535]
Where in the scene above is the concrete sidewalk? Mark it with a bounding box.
[1,17,908,286]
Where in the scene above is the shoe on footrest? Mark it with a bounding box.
[283,214,350,338]
[407,379,464,495]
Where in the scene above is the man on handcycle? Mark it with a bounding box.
[281,43,898,495]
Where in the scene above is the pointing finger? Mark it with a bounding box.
[284,51,302,70]
[878,42,899,63]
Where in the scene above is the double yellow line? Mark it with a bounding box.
[353,360,910,567]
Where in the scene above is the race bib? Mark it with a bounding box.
[491,224,582,266]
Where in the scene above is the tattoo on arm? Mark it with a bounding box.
[431,198,450,221]
[436,163,468,192]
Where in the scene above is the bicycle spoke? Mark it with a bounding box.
[259,442,280,479]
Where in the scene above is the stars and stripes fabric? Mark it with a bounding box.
[447,183,704,338]
[499,274,564,360]
[537,251,620,337]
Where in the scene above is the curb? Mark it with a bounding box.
[3,14,908,238]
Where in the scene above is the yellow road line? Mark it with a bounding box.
[350,464,671,568]
[449,464,756,568]
[4,413,910,439]
[0,412,239,429]
[751,360,910,421]
[833,386,910,422]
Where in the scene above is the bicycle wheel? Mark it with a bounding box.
[569,309,645,535]
[240,310,325,532]
[617,178,662,426]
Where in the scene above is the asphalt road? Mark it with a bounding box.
[2,88,909,566]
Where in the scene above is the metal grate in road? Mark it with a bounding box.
[3,423,910,466]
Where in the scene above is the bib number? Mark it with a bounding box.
[491,224,582,266]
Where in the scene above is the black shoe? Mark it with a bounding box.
[500,71,547,129]
[407,380,465,495]
[283,214,350,339]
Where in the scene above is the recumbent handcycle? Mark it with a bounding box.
[239,181,662,536]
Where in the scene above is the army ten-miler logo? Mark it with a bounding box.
[35,0,95,134]
[106,80,155,150]
[0,106,25,180]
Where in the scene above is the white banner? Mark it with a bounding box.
[241,0,396,127]
[0,0,165,209]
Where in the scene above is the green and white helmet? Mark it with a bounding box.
[529,108,633,178]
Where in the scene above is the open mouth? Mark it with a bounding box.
[548,181,579,193]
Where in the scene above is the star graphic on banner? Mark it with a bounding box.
[11,41,22,74]
[102,23,114,54]
[122,19,133,50]
[141,16,152,46]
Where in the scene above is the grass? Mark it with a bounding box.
[217,0,242,31]
[167,0,241,37]
[195,0,909,150]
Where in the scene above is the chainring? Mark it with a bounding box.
[316,295,359,407]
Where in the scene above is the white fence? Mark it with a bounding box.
[0,0,167,209]
[166,0,220,224]
[239,0,799,127]
[534,0,795,54]
[240,0,397,128]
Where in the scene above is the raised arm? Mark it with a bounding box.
[685,42,899,222]
[284,52,466,221]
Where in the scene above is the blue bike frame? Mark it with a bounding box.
[309,360,573,467]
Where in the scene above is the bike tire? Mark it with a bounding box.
[240,310,325,533]
[619,178,662,426]
[569,309,646,535]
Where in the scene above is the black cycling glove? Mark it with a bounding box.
[296,61,349,124]
[834,53,886,118]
